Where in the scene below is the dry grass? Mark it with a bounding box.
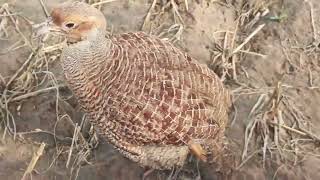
[0,2,96,179]
[141,0,187,43]
[139,0,269,82]
[207,1,270,82]
[237,81,320,169]
[21,142,46,180]
[242,84,319,164]
[225,0,320,174]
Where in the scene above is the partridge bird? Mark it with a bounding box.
[35,1,231,170]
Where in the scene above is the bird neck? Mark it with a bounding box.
[61,29,112,76]
[83,27,104,41]
[67,28,111,56]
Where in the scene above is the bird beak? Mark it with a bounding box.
[32,17,63,38]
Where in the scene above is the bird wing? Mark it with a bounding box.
[100,32,230,146]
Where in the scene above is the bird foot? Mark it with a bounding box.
[188,141,207,162]
[88,126,99,149]
[142,168,155,180]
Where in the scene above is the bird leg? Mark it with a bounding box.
[142,168,155,180]
[88,125,99,149]
[188,141,207,162]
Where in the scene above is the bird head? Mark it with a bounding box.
[34,1,106,43]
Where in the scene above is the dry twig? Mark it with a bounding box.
[21,143,46,180]
[38,0,49,17]
[141,0,157,30]
[232,24,265,55]
[91,0,117,7]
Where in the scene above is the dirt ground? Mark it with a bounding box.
[1,0,320,179]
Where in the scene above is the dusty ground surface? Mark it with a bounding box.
[1,0,320,179]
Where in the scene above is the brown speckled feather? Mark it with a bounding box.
[61,31,230,169]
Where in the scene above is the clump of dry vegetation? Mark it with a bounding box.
[0,1,98,178]
[229,0,320,176]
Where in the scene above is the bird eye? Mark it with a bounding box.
[64,22,76,29]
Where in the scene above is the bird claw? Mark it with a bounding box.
[142,168,155,180]
[88,126,99,149]
[188,141,207,162]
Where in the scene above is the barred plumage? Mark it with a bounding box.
[37,1,231,169]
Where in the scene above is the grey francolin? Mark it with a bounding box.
[35,1,231,170]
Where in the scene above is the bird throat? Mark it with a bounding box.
[66,27,105,45]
